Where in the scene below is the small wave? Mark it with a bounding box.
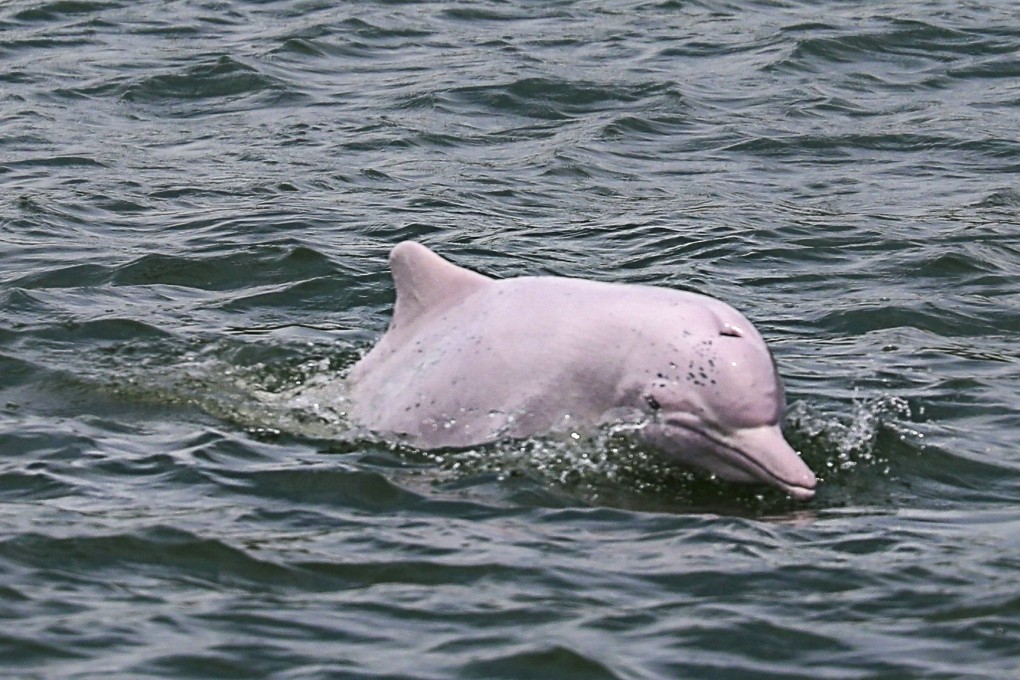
[598,112,691,144]
[337,16,433,41]
[37,317,173,344]
[119,55,304,115]
[973,188,1020,209]
[10,263,111,289]
[0,465,79,501]
[4,154,107,169]
[460,645,619,680]
[948,56,1020,80]
[122,56,276,102]
[0,526,295,587]
[778,21,977,71]
[442,6,540,23]
[110,244,336,291]
[443,78,682,121]
[12,1,119,23]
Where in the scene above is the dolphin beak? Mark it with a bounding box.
[729,425,817,501]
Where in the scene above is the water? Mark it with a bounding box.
[2,0,1019,677]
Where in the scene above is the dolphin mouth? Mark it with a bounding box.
[709,427,817,501]
[657,420,817,501]
[775,478,816,502]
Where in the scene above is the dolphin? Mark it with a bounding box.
[347,242,817,501]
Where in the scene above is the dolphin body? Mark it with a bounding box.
[347,242,817,501]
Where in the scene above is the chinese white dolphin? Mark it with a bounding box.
[347,242,817,501]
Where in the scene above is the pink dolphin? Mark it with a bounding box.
[348,242,817,501]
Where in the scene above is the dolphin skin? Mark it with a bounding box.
[347,242,817,501]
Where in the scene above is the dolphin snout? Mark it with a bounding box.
[780,468,817,501]
[731,425,817,501]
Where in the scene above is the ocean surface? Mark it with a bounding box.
[2,0,1019,677]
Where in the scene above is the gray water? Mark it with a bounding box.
[2,1,1019,678]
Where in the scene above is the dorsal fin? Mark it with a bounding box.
[388,241,491,330]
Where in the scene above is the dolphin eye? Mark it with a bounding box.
[645,396,661,411]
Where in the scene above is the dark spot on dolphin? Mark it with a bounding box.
[646,396,661,411]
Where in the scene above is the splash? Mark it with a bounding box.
[103,340,364,442]
[785,393,921,484]
[415,422,802,512]
[104,342,919,510]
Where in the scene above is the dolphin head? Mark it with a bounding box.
[627,304,817,501]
